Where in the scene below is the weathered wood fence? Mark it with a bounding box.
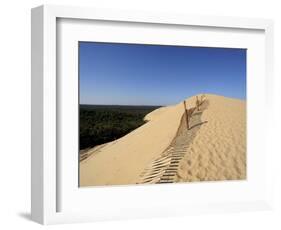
[183,94,206,130]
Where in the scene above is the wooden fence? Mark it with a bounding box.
[183,94,206,130]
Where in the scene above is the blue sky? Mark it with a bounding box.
[79,42,246,106]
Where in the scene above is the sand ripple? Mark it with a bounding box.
[176,95,246,182]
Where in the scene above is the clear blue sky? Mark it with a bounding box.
[79,42,246,106]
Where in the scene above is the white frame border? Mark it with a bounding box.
[31,5,274,225]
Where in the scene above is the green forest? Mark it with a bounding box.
[79,105,161,150]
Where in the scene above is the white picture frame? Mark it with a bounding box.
[31,5,274,225]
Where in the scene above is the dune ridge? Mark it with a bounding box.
[80,94,246,186]
[137,97,208,184]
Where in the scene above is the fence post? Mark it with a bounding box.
[183,101,189,130]
[196,96,200,111]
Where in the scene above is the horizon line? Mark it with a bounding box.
[79,93,246,107]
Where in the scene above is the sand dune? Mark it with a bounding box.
[176,95,246,182]
[80,94,246,186]
[80,98,191,186]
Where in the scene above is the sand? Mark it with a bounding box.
[80,98,190,186]
[176,95,246,182]
[80,94,246,186]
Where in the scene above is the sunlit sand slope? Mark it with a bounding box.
[176,94,246,182]
[80,94,246,186]
[80,97,196,186]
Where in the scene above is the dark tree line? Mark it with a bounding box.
[79,105,160,150]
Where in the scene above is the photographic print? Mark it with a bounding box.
[79,42,246,187]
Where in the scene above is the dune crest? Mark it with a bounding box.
[80,94,246,186]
